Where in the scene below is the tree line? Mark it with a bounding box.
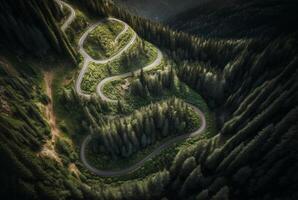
[120,39,149,69]
[89,98,197,158]
[177,62,225,108]
[130,67,176,98]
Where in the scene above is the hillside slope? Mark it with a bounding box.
[168,0,298,39]
[0,0,297,199]
[0,0,76,62]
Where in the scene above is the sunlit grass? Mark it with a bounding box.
[81,40,158,93]
[84,21,134,59]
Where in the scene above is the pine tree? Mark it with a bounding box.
[179,156,197,179]
[162,119,169,137]
[179,165,203,198]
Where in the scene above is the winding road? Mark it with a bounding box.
[55,0,76,32]
[76,17,138,99]
[57,0,207,177]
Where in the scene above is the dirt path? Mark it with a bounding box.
[39,71,62,163]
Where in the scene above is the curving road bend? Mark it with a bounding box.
[76,18,138,99]
[56,0,207,177]
[80,104,206,177]
[96,49,163,103]
[55,0,76,32]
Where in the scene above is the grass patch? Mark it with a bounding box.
[102,79,127,100]
[84,21,133,59]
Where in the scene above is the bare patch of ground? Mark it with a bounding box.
[38,71,62,164]
[121,79,130,90]
[68,163,81,179]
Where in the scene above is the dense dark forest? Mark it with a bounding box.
[130,68,176,97]
[114,0,206,21]
[168,0,298,39]
[89,98,198,158]
[0,0,76,62]
[0,57,82,200]
[0,0,297,199]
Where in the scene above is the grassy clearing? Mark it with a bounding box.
[103,79,127,100]
[84,21,134,59]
